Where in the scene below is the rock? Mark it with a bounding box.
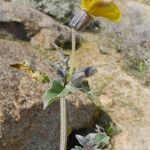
[114,127,150,150]
[99,95,113,107]
[0,22,30,41]
[98,38,112,55]
[9,0,101,32]
[12,0,80,24]
[0,39,96,150]
[0,1,81,49]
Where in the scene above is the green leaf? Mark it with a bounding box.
[78,80,91,92]
[43,80,64,109]
[106,123,121,137]
[94,133,110,145]
[57,84,75,97]
[77,80,98,102]
[43,81,75,109]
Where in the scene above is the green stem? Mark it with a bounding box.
[68,28,76,81]
[60,97,67,150]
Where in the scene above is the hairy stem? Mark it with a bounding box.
[60,28,76,150]
[60,97,67,150]
[68,28,76,81]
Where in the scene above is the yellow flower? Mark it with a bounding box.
[81,0,122,22]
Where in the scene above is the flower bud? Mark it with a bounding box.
[81,67,97,77]
[70,10,93,31]
[71,72,85,87]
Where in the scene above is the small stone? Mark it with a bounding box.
[0,1,72,49]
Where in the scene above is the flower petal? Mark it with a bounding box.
[88,1,122,22]
[81,0,91,10]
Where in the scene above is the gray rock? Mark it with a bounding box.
[0,39,96,150]
[9,0,101,32]
[12,0,80,24]
[0,1,82,49]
